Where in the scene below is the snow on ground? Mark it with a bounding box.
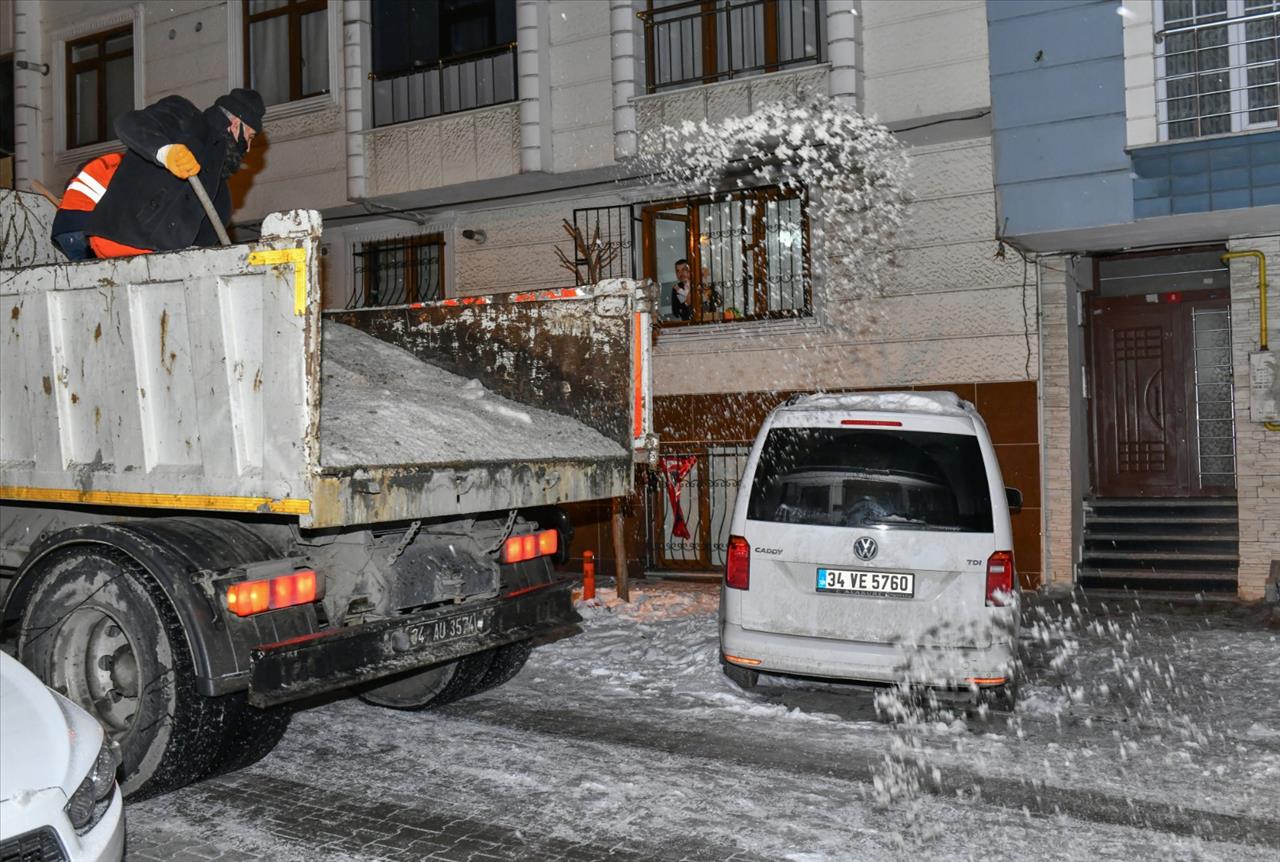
[319,321,626,467]
[128,580,1280,860]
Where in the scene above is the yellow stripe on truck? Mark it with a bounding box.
[247,247,308,315]
[0,486,311,515]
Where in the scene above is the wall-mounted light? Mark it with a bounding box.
[15,60,50,76]
[462,229,487,244]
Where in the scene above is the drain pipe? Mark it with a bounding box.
[1221,250,1278,431]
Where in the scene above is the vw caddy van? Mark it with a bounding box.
[719,392,1021,708]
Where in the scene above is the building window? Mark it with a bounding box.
[65,26,133,149]
[639,0,823,94]
[244,0,330,107]
[643,186,810,326]
[1157,0,1279,139]
[350,234,446,308]
[370,0,518,127]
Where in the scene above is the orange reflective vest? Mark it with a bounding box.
[61,153,153,258]
[61,153,123,212]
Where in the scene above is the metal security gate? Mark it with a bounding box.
[644,443,750,572]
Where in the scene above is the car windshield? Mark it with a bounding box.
[747,427,994,532]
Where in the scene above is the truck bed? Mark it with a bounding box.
[0,200,652,530]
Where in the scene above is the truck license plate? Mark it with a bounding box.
[400,607,494,650]
[816,568,914,598]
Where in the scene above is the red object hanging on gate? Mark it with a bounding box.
[659,456,698,540]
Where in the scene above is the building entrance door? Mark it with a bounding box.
[1087,288,1234,498]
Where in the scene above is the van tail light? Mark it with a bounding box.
[501,529,559,564]
[726,535,750,590]
[226,569,322,617]
[985,551,1015,607]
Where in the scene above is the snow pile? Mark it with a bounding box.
[319,321,626,467]
[639,96,910,315]
[787,391,974,418]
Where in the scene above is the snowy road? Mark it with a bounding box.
[127,581,1280,861]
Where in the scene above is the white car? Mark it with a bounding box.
[719,392,1021,708]
[0,651,124,861]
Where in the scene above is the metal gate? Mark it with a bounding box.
[644,443,751,572]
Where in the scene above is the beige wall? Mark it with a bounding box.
[652,136,1031,396]
[29,0,347,219]
[1227,234,1280,601]
[548,0,613,173]
[860,0,990,123]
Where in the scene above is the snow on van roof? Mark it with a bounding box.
[782,391,975,418]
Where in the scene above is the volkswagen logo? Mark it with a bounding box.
[853,536,878,561]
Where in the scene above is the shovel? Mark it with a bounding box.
[187,175,232,247]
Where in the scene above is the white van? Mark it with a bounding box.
[719,392,1021,708]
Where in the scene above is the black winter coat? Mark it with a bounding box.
[86,96,233,251]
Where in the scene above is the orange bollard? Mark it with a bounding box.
[582,550,596,601]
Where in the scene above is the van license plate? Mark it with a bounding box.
[816,568,914,598]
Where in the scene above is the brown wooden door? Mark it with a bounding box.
[1089,296,1192,497]
[1088,289,1232,498]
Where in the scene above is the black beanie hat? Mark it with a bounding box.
[214,88,265,131]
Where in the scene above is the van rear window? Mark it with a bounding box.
[746,428,994,532]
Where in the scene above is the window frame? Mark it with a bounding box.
[640,0,824,94]
[352,233,447,309]
[642,185,812,328]
[242,0,330,106]
[1155,0,1280,140]
[64,25,133,150]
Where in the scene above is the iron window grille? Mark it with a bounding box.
[639,0,823,94]
[65,26,133,149]
[370,0,518,127]
[570,205,639,283]
[1155,0,1279,139]
[350,234,446,309]
[643,186,811,327]
[243,0,330,107]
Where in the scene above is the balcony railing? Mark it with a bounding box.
[639,0,823,94]
[1156,8,1279,140]
[370,42,518,128]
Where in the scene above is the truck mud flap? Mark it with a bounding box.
[247,581,580,707]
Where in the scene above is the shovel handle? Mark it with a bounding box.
[30,179,62,208]
[187,175,232,247]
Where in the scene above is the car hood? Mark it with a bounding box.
[0,652,98,802]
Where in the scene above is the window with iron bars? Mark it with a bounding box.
[639,0,823,94]
[644,186,810,326]
[350,234,445,309]
[1156,0,1279,139]
[569,205,638,283]
[370,0,518,127]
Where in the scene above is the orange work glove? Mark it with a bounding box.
[164,144,200,179]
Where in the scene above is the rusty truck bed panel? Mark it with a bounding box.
[325,286,636,447]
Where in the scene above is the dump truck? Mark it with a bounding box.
[0,196,654,797]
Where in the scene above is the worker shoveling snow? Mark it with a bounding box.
[319,320,627,468]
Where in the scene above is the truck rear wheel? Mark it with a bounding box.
[359,651,494,710]
[469,641,534,696]
[17,547,262,798]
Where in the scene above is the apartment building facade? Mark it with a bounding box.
[989,0,1279,600]
[4,0,1044,588]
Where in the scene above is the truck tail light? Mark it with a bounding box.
[502,529,559,564]
[726,535,750,590]
[985,551,1014,607]
[226,569,322,617]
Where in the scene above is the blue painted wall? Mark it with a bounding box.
[988,0,1132,237]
